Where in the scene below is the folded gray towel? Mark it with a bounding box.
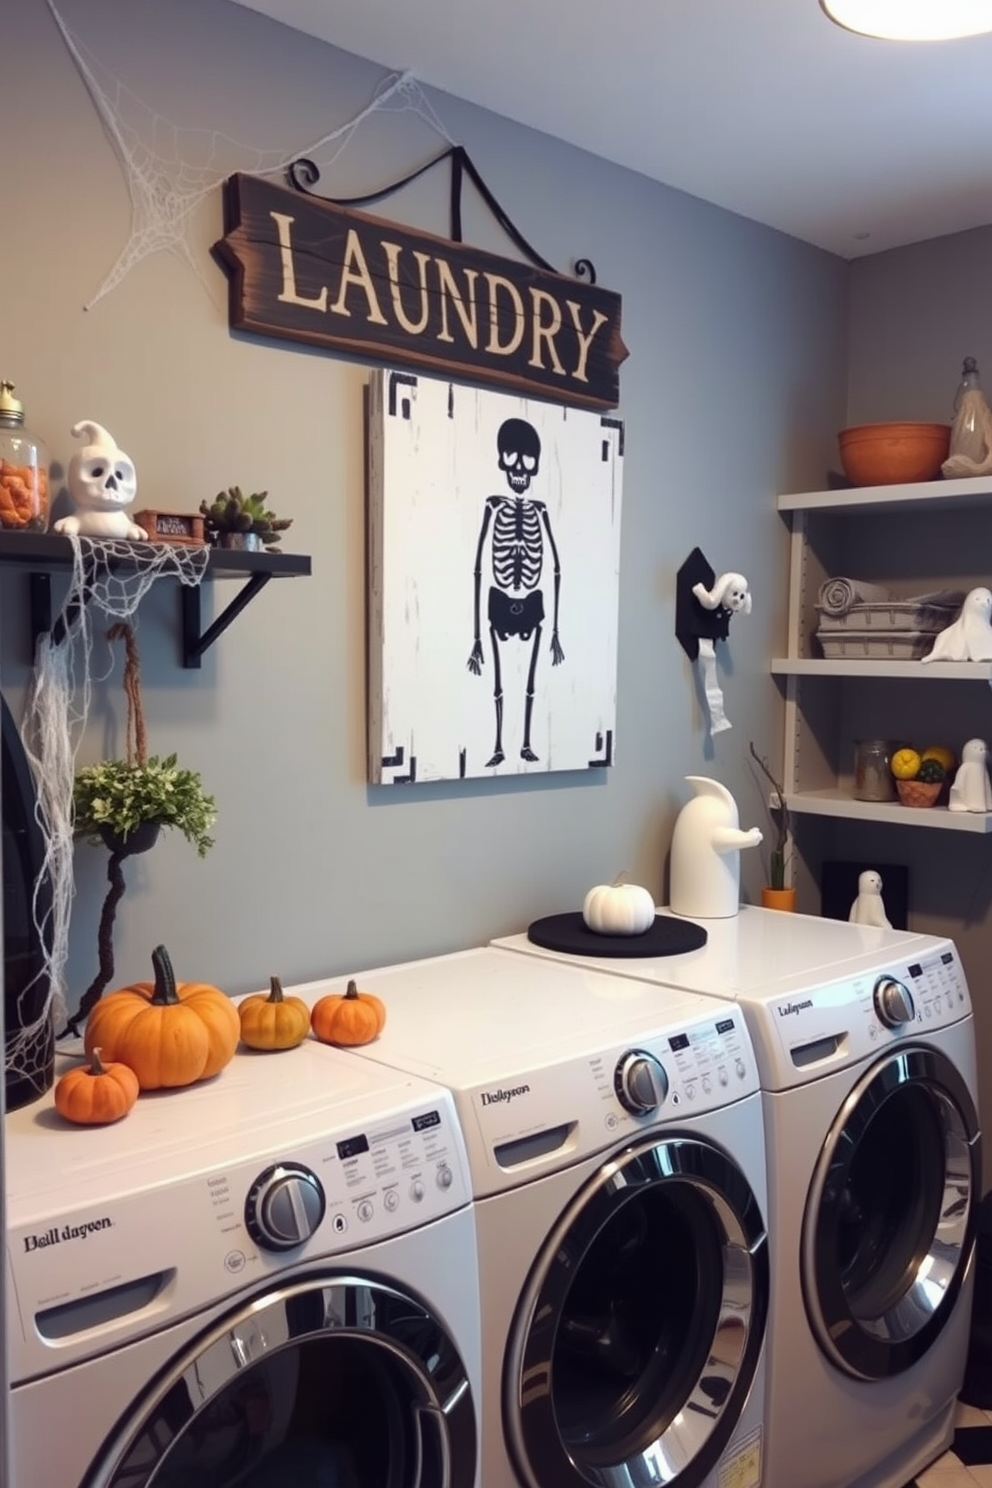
[818,577,891,616]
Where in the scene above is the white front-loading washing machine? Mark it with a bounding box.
[281,946,770,1488]
[495,905,982,1488]
[6,1037,481,1487]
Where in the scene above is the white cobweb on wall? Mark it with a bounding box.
[8,538,208,1091]
[44,0,456,310]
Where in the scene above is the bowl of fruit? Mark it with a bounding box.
[890,745,954,807]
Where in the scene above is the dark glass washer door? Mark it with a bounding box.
[506,1135,768,1488]
[81,1272,477,1488]
[803,1045,981,1381]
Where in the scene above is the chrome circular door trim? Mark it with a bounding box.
[82,1271,477,1488]
[505,1134,768,1488]
[803,1045,981,1381]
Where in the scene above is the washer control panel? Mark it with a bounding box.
[6,1095,470,1382]
[767,940,970,1083]
[471,1006,758,1189]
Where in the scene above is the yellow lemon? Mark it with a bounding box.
[891,747,922,780]
[921,745,956,774]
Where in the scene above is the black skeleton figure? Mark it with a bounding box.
[467,418,564,767]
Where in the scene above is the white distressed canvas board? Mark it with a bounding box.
[367,369,624,784]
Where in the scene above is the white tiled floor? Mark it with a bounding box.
[914,1402,992,1487]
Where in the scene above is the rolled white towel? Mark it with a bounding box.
[817,576,891,616]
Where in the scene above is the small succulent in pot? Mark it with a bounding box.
[199,486,293,552]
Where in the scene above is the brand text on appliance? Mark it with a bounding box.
[23,1217,113,1252]
[481,1084,532,1106]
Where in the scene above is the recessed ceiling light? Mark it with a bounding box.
[821,0,992,39]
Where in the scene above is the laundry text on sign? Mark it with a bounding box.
[215,174,626,410]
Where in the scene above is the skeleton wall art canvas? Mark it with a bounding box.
[367,370,625,784]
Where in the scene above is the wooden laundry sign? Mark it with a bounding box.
[214,173,626,410]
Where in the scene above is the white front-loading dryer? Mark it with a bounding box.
[6,1038,481,1487]
[495,905,982,1488]
[280,946,770,1488]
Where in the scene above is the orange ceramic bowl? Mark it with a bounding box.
[838,422,951,487]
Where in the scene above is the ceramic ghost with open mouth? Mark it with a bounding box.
[53,420,147,541]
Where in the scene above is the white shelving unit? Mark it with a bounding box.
[775,473,992,836]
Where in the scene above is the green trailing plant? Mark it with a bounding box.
[748,741,792,890]
[73,753,217,858]
[199,486,293,551]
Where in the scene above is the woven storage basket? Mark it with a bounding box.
[896,779,942,808]
[817,631,933,660]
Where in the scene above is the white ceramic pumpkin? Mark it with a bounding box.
[582,878,656,936]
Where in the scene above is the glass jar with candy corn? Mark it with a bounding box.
[0,381,49,531]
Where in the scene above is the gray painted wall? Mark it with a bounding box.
[2,0,847,1011]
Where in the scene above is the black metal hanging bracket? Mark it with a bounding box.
[180,572,272,669]
[288,144,598,284]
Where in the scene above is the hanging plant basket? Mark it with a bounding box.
[67,623,216,1036]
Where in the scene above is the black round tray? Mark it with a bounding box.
[526,912,708,959]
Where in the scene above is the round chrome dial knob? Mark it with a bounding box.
[873,976,915,1029]
[614,1050,669,1115]
[245,1163,326,1251]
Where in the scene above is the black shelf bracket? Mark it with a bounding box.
[181,572,273,669]
[29,572,53,642]
[0,533,311,667]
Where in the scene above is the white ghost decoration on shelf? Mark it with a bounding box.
[848,869,892,929]
[922,587,992,664]
[949,738,992,812]
[53,420,147,541]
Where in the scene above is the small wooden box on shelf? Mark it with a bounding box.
[133,510,205,546]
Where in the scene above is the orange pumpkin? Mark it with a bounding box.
[310,979,386,1047]
[54,1048,139,1125]
[238,976,311,1051]
[84,945,239,1090]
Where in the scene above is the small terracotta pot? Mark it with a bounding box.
[895,779,942,808]
[761,886,796,912]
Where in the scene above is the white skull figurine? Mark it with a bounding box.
[54,420,147,540]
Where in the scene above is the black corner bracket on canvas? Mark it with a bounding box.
[287,145,598,285]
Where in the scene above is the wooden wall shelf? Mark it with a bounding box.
[0,531,311,669]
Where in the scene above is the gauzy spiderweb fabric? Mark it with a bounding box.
[11,537,208,1075]
[44,0,455,310]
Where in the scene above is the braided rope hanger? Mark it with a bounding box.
[107,620,147,767]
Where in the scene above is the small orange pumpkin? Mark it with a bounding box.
[54,1048,139,1125]
[310,979,386,1047]
[84,945,240,1090]
[238,976,311,1052]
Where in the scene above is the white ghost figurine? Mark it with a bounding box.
[670,776,762,920]
[848,869,892,929]
[53,420,147,540]
[922,587,992,663]
[949,738,992,812]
